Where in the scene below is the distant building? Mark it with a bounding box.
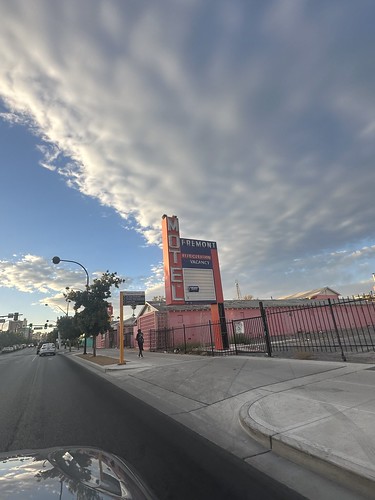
[95,316,137,349]
[0,319,26,334]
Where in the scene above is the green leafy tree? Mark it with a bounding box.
[56,316,81,351]
[66,271,124,356]
[46,328,59,344]
[0,331,24,349]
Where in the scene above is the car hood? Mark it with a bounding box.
[0,446,156,499]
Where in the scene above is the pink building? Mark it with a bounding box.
[133,288,375,355]
[137,287,340,336]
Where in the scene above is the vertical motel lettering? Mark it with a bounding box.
[167,217,185,301]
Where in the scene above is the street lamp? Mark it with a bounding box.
[41,315,60,349]
[45,300,70,350]
[52,256,90,354]
[52,256,89,288]
[45,301,70,316]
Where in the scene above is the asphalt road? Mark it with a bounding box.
[0,348,305,500]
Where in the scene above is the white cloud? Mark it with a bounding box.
[0,254,86,294]
[0,254,139,316]
[0,1,374,298]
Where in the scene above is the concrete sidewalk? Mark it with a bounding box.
[65,348,375,499]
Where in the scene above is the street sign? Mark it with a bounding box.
[122,291,145,306]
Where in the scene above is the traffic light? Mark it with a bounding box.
[14,312,19,321]
[29,323,33,329]
[44,323,48,329]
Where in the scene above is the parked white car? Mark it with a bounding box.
[1,346,14,353]
[39,343,56,356]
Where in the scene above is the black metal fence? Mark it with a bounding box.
[148,298,375,360]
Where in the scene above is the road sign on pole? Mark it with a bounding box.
[119,291,126,365]
[118,291,145,365]
[122,291,145,306]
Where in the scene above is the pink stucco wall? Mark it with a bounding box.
[136,300,375,348]
[94,298,375,352]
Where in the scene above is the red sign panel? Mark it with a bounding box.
[162,215,224,305]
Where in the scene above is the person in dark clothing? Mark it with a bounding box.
[136,329,144,358]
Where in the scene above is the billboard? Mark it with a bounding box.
[181,238,217,302]
[162,215,224,306]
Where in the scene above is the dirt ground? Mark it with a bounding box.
[76,354,119,366]
[249,349,375,364]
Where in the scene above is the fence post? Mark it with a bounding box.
[183,324,187,354]
[208,321,215,356]
[328,299,347,362]
[259,301,272,357]
[231,320,238,355]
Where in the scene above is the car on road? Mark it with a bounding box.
[36,341,46,354]
[1,346,14,353]
[39,343,56,356]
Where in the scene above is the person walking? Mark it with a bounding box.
[136,328,144,358]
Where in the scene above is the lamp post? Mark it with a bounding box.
[52,257,89,288]
[42,313,61,348]
[45,287,71,349]
[52,256,90,354]
[45,301,70,316]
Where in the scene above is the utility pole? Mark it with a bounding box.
[235,280,242,300]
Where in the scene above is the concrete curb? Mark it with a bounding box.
[65,349,375,499]
[239,399,375,499]
[67,352,151,373]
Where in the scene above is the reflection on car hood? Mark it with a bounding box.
[0,446,156,499]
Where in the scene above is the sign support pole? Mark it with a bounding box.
[119,291,125,365]
[118,290,145,364]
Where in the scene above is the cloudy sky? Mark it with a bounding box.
[1,0,375,325]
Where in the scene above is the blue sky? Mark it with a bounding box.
[1,0,375,326]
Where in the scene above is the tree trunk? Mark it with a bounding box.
[93,335,96,357]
